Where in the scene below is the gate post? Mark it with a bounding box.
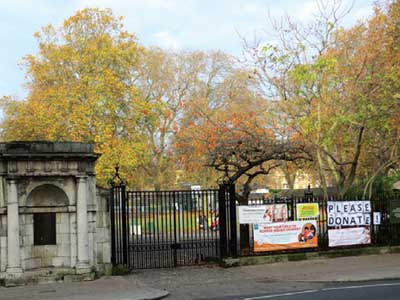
[120,184,128,266]
[109,165,129,267]
[228,184,238,257]
[218,183,237,259]
[109,187,116,266]
[218,184,228,258]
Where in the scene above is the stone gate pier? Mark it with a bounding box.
[0,142,111,286]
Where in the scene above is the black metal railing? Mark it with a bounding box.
[110,173,400,269]
[241,193,400,256]
[110,182,237,269]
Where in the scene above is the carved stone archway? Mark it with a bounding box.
[0,142,110,286]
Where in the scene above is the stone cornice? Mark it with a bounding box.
[0,142,100,162]
[0,153,100,161]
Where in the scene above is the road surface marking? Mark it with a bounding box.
[244,290,319,299]
[243,281,400,300]
[321,282,400,291]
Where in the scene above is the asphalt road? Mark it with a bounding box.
[131,253,400,300]
[207,281,400,300]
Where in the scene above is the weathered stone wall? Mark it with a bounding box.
[0,142,112,285]
[20,212,72,270]
[17,180,74,271]
[0,214,7,273]
[94,187,112,274]
[0,177,7,274]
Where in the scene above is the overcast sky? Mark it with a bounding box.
[0,0,375,98]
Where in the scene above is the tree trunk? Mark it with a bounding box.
[317,149,329,200]
[340,126,365,197]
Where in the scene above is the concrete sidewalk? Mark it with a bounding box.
[0,276,169,300]
[131,253,400,285]
[1,253,399,300]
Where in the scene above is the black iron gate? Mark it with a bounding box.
[110,175,236,269]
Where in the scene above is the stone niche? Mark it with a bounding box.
[0,142,111,286]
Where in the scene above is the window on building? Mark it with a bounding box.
[33,213,56,245]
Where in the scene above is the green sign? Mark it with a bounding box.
[296,203,319,219]
[390,199,400,224]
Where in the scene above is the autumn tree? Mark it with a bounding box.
[174,52,259,188]
[286,1,400,196]
[176,67,313,198]
[134,50,241,189]
[176,83,313,254]
[243,0,400,197]
[0,8,154,185]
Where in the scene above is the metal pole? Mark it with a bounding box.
[229,184,237,257]
[173,191,178,267]
[121,184,128,266]
[218,184,227,259]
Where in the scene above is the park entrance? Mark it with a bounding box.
[110,176,237,270]
[110,169,400,271]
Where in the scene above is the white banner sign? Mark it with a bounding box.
[328,227,371,247]
[238,204,288,224]
[327,201,371,227]
[253,220,318,251]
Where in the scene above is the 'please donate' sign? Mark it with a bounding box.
[327,201,371,227]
